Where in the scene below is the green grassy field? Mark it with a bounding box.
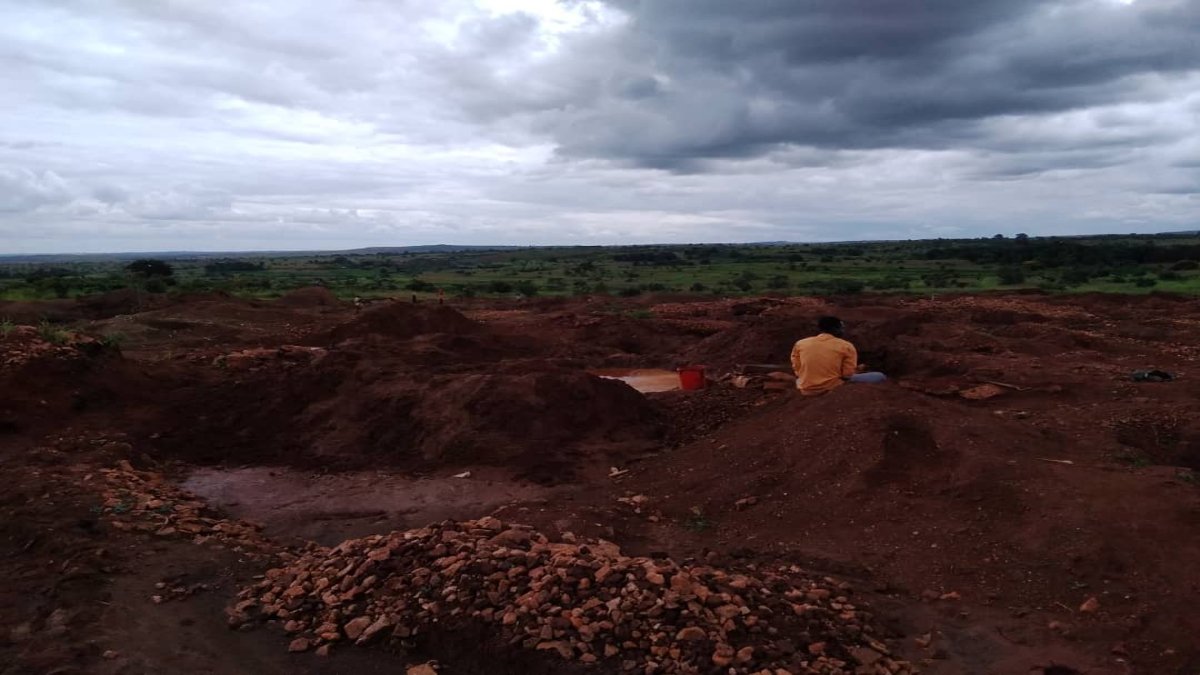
[3,234,1200,303]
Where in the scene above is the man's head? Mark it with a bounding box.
[817,316,845,337]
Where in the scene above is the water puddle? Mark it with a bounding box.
[183,466,552,546]
[590,368,681,393]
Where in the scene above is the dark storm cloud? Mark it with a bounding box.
[534,0,1200,168]
[1,0,1197,252]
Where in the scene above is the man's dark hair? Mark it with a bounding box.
[817,316,844,334]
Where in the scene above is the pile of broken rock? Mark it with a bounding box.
[0,325,101,369]
[212,345,327,371]
[99,459,275,557]
[229,518,914,674]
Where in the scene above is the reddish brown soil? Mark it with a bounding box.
[2,291,1199,674]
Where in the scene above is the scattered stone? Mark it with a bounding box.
[96,462,272,558]
[357,616,393,644]
[344,616,372,640]
[735,496,759,510]
[849,646,883,666]
[712,643,736,667]
[939,591,961,601]
[407,664,438,675]
[102,650,119,660]
[1079,597,1100,613]
[959,384,1006,401]
[289,638,311,653]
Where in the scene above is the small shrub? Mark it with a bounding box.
[1169,260,1198,271]
[0,318,14,337]
[805,278,865,295]
[921,270,958,288]
[1059,268,1093,286]
[997,266,1027,285]
[869,275,911,290]
[99,333,125,349]
[37,321,69,346]
[1134,278,1158,288]
[126,259,174,278]
[1158,271,1182,281]
[689,282,708,292]
[514,280,539,297]
[683,507,713,533]
[1115,451,1151,468]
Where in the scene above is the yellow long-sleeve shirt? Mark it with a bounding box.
[790,333,858,395]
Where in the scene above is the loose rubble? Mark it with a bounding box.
[1,324,102,369]
[212,345,327,371]
[98,459,274,556]
[229,518,915,674]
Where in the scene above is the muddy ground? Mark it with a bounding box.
[2,290,1199,674]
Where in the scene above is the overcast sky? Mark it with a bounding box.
[1,0,1197,253]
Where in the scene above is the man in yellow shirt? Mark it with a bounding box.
[790,316,887,395]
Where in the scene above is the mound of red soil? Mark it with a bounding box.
[274,286,345,308]
[153,361,663,482]
[408,369,662,465]
[681,318,810,368]
[328,302,482,343]
[681,309,929,374]
[75,288,146,318]
[0,328,154,435]
[625,384,1200,671]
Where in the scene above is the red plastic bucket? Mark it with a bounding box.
[677,366,707,391]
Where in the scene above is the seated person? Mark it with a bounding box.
[790,316,887,395]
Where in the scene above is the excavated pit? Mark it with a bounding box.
[183,466,555,546]
[7,292,1200,674]
[588,368,682,393]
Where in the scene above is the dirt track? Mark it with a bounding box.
[2,290,1199,674]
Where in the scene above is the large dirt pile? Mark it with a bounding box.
[291,365,665,480]
[275,286,345,308]
[328,302,482,343]
[155,361,663,480]
[625,383,1200,669]
[229,518,915,674]
[0,325,149,434]
[681,309,929,374]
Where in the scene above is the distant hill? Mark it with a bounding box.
[0,244,523,264]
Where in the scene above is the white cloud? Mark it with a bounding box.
[0,0,1196,253]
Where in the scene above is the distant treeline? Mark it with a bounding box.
[925,238,1200,267]
[204,260,266,274]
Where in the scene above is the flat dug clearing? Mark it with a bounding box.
[2,290,1199,674]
